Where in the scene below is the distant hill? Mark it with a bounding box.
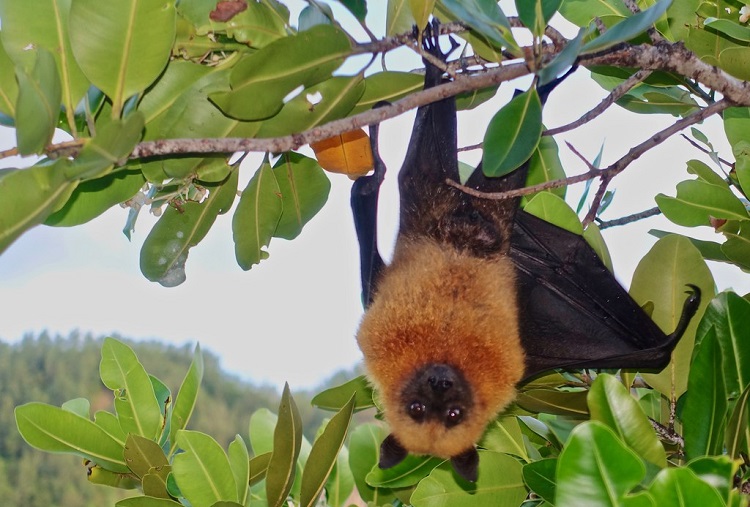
[0,331,363,507]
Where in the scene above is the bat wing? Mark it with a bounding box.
[511,210,699,380]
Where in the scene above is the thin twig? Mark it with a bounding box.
[597,207,662,229]
[545,69,653,136]
[650,418,684,448]
[446,169,602,200]
[679,133,733,167]
[457,142,483,153]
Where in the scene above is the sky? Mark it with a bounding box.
[1,3,749,392]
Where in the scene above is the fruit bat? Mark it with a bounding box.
[350,25,700,483]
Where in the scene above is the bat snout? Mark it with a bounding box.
[425,364,457,393]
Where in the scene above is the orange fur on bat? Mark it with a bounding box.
[356,237,525,458]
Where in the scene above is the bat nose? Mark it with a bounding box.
[425,364,457,393]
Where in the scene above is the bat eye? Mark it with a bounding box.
[445,407,463,426]
[408,401,426,421]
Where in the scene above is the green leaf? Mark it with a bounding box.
[257,75,365,137]
[228,436,250,505]
[249,408,278,456]
[210,25,351,120]
[0,0,89,124]
[631,235,715,398]
[725,384,750,459]
[686,159,727,187]
[232,161,282,270]
[66,113,145,180]
[696,292,750,399]
[688,456,736,503]
[588,374,667,467]
[311,375,375,412]
[523,458,557,503]
[350,71,423,115]
[647,468,725,507]
[526,134,566,198]
[336,0,367,21]
[347,424,397,505]
[455,85,499,110]
[480,416,529,461]
[62,397,91,418]
[173,430,238,507]
[386,0,414,36]
[45,168,146,227]
[366,454,442,489]
[170,343,204,455]
[516,388,589,416]
[516,0,562,36]
[556,421,645,506]
[539,26,586,85]
[69,0,176,116]
[410,451,527,506]
[141,169,239,286]
[582,0,673,53]
[87,463,140,489]
[15,402,129,473]
[142,465,172,498]
[100,337,162,441]
[299,395,356,507]
[557,0,630,27]
[704,17,750,42]
[0,35,19,119]
[439,0,519,52]
[483,88,543,177]
[271,153,331,240]
[15,48,62,155]
[266,383,303,507]
[325,443,354,507]
[117,496,182,507]
[0,161,77,253]
[410,0,436,35]
[523,192,583,235]
[249,451,272,487]
[225,1,287,48]
[124,434,169,478]
[95,410,128,446]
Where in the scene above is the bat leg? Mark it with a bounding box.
[379,433,408,469]
[668,284,701,341]
[450,447,479,483]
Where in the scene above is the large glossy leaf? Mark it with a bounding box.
[704,17,750,42]
[311,375,375,412]
[686,3,750,80]
[266,384,303,507]
[0,38,18,118]
[100,337,162,441]
[410,0,436,35]
[630,235,715,398]
[228,436,250,505]
[526,134,566,198]
[94,410,128,446]
[483,88,542,177]
[725,384,750,459]
[347,423,397,505]
[299,395,356,507]
[249,451,272,487]
[169,343,204,455]
[116,496,182,507]
[695,292,750,399]
[124,434,169,479]
[588,374,666,467]
[523,458,557,504]
[257,76,365,138]
[581,0,673,53]
[141,169,239,286]
[538,26,586,85]
[271,153,331,240]
[137,60,213,127]
[15,48,62,155]
[687,456,735,504]
[557,0,629,27]
[410,451,527,507]
[225,2,287,48]
[69,0,176,116]
[523,192,583,235]
[325,444,354,507]
[556,421,645,506]
[350,71,423,115]
[15,402,129,473]
[480,416,529,461]
[0,161,77,253]
[173,430,238,507]
[45,168,146,227]
[647,468,725,507]
[439,0,518,52]
[366,454,442,489]
[516,0,562,36]
[65,112,145,181]
[210,25,351,120]
[232,161,282,270]
[386,0,414,36]
[516,388,589,416]
[0,0,88,124]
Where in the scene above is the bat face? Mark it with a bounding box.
[356,238,525,460]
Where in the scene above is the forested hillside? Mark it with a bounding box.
[0,332,354,507]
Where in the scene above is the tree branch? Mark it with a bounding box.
[545,69,653,136]
[597,207,662,229]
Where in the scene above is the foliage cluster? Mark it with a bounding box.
[4,0,750,505]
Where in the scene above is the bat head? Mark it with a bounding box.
[356,238,525,481]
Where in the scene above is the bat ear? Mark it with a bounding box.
[379,433,408,469]
[450,447,479,483]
